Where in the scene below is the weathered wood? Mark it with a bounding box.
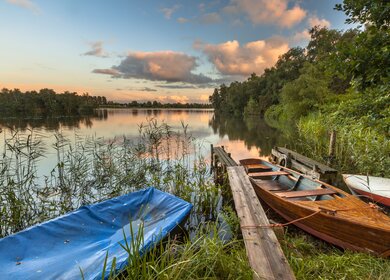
[275,189,336,199]
[227,166,295,280]
[245,163,272,173]
[328,130,337,165]
[251,171,290,178]
[213,146,237,167]
[271,147,337,184]
[274,147,336,173]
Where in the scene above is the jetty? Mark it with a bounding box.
[271,146,337,184]
[211,145,295,280]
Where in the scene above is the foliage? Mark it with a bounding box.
[209,0,389,177]
[335,0,390,29]
[0,88,106,116]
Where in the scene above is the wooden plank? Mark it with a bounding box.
[227,166,295,280]
[276,147,336,173]
[245,164,272,173]
[252,180,288,191]
[250,171,290,178]
[275,189,336,198]
[213,147,237,167]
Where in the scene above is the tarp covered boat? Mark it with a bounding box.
[342,174,390,207]
[0,187,192,279]
[240,158,390,257]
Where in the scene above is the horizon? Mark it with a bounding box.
[1,0,351,103]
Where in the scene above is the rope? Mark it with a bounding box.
[241,210,321,229]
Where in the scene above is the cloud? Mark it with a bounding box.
[140,87,157,92]
[92,68,121,76]
[161,5,180,19]
[308,16,331,28]
[83,41,108,57]
[157,84,198,89]
[177,17,189,23]
[93,51,213,84]
[196,37,289,76]
[223,0,306,28]
[292,16,331,44]
[199,12,222,24]
[5,0,40,14]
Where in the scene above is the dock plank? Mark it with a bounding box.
[227,166,295,280]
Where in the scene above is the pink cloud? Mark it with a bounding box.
[308,16,331,28]
[83,41,108,57]
[197,37,289,76]
[5,0,40,14]
[223,0,306,28]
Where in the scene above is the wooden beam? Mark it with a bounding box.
[275,189,336,198]
[250,171,290,178]
[227,166,295,280]
[275,147,336,173]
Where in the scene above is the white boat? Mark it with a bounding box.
[342,174,390,207]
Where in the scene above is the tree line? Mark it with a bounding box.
[103,100,212,109]
[209,0,389,176]
[0,88,107,116]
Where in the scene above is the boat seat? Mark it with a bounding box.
[250,171,290,178]
[252,180,288,191]
[275,188,337,199]
[245,164,272,173]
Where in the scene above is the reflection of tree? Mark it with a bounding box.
[209,113,297,156]
[0,110,108,131]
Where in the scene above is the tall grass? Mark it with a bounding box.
[297,113,390,177]
[0,119,221,237]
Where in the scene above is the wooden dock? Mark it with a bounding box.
[271,146,337,184]
[211,146,295,280]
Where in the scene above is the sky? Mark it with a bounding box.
[0,0,352,103]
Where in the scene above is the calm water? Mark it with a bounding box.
[0,108,294,178]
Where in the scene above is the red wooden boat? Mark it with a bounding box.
[240,158,390,257]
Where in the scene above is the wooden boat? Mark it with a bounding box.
[342,174,390,207]
[0,188,192,279]
[240,158,390,257]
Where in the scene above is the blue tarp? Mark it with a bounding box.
[0,187,192,279]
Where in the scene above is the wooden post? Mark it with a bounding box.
[210,144,214,174]
[328,130,336,165]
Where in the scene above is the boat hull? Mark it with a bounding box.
[241,159,390,257]
[0,188,193,280]
[253,185,390,257]
[343,175,390,207]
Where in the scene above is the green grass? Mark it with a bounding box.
[281,231,390,280]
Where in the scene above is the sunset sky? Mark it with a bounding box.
[1,0,351,103]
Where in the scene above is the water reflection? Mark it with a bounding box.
[0,110,108,131]
[209,113,296,157]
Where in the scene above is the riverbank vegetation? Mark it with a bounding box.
[0,88,107,116]
[209,1,389,176]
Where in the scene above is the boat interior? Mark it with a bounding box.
[240,159,346,202]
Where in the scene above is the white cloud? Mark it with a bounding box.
[161,5,180,19]
[196,37,289,76]
[223,0,306,28]
[308,16,331,28]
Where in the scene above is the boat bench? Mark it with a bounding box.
[252,179,289,191]
[245,163,272,173]
[250,171,290,178]
[275,188,337,198]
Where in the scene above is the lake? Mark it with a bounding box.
[0,108,294,177]
[0,108,296,236]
